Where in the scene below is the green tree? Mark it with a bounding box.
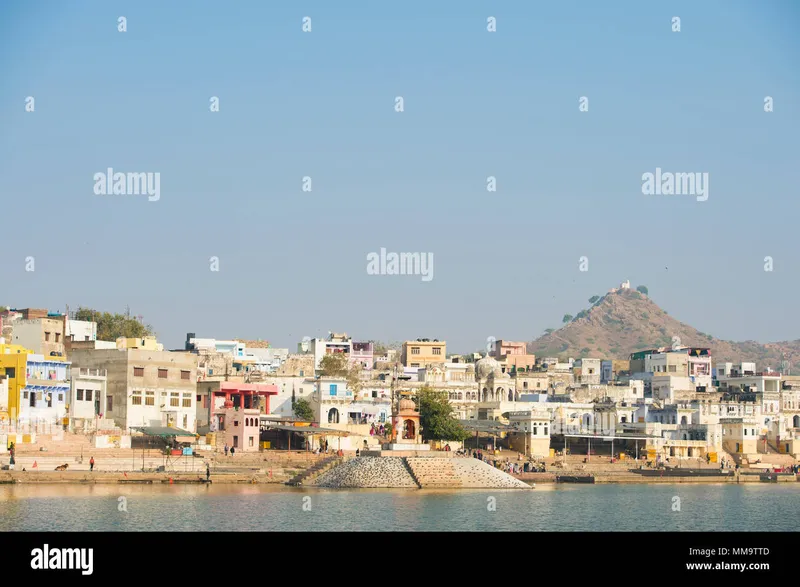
[588,295,600,304]
[292,398,314,421]
[636,285,648,295]
[318,353,362,394]
[417,386,469,442]
[575,310,588,320]
[73,307,154,341]
[544,328,555,334]
[562,314,573,323]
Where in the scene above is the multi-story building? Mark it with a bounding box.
[646,350,689,376]
[717,362,757,378]
[492,340,526,358]
[716,367,781,395]
[573,358,602,385]
[720,417,760,458]
[68,367,108,433]
[401,339,446,367]
[69,346,198,433]
[196,381,278,432]
[0,343,72,430]
[351,341,374,370]
[686,348,712,390]
[492,340,536,372]
[64,317,97,343]
[6,309,66,358]
[300,333,353,370]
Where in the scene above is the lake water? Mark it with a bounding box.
[1,484,798,531]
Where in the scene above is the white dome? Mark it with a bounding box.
[475,355,500,379]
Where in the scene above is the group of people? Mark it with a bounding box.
[223,444,236,457]
[369,423,387,437]
[314,440,343,456]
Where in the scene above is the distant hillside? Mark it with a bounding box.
[527,288,800,369]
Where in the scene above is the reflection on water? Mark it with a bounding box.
[0,484,798,531]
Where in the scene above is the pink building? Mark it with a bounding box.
[493,340,527,357]
[351,341,374,370]
[210,382,278,452]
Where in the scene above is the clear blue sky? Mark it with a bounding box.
[1,1,798,352]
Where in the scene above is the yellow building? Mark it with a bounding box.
[0,344,35,422]
[401,339,447,367]
[116,336,164,351]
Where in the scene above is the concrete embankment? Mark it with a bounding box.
[312,456,531,489]
[0,471,290,484]
[511,471,798,484]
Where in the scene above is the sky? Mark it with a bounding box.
[1,0,799,353]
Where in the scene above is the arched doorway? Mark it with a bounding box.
[402,419,416,439]
[328,408,339,424]
[508,389,514,402]
[680,416,687,425]
[794,415,800,428]
[482,388,488,402]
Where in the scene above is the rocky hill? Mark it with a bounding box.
[527,288,800,369]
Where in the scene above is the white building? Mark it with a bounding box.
[304,334,353,370]
[65,319,97,342]
[68,367,108,433]
[19,355,71,429]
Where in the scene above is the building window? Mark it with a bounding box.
[132,393,142,406]
[44,332,50,342]
[181,370,190,380]
[203,396,210,408]
[76,389,84,401]
[55,333,61,343]
[182,393,192,408]
[411,347,420,355]
[158,369,168,379]
[183,415,188,429]
[85,390,93,402]
[5,367,15,379]
[330,384,338,396]
[58,394,64,402]
[170,393,179,407]
[249,437,254,447]
[145,391,155,406]
[107,396,113,412]
[299,370,304,377]
[432,347,441,355]
[133,367,144,377]
[23,391,29,400]
[411,363,419,368]
[233,436,238,448]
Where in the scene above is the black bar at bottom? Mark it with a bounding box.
[0,531,791,579]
